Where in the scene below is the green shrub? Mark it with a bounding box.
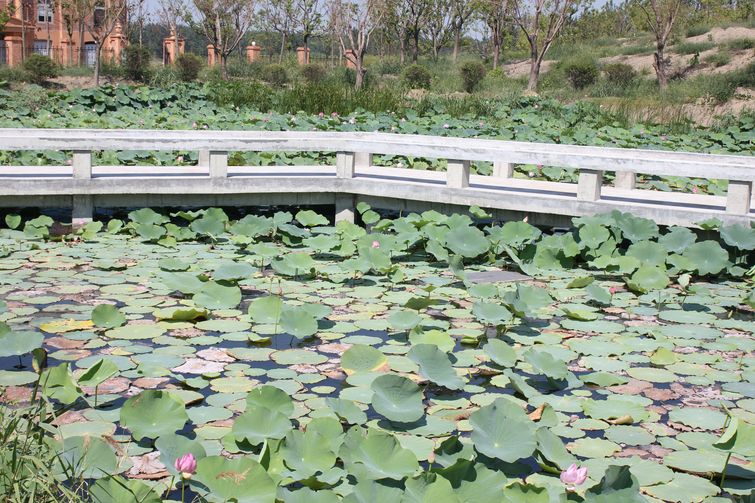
[563,58,599,90]
[207,80,274,110]
[262,63,288,87]
[726,38,754,50]
[674,41,714,55]
[277,81,401,115]
[149,65,179,87]
[402,64,431,89]
[175,53,203,82]
[374,58,402,76]
[459,61,486,93]
[100,60,124,79]
[22,54,58,85]
[226,60,264,79]
[703,50,731,68]
[685,25,710,37]
[301,64,327,83]
[618,44,654,56]
[123,44,152,82]
[603,63,637,87]
[0,65,27,83]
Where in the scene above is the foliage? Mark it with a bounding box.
[262,63,289,87]
[603,63,637,87]
[123,45,153,83]
[22,55,58,85]
[563,57,600,90]
[175,53,204,82]
[300,63,327,83]
[459,61,487,93]
[703,50,731,68]
[402,64,432,89]
[674,40,715,55]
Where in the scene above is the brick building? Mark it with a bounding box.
[0,0,127,67]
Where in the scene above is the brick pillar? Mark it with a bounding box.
[344,50,357,69]
[246,44,261,63]
[5,35,23,67]
[163,30,184,65]
[296,47,310,65]
[207,44,216,66]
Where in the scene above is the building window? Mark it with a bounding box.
[33,40,50,56]
[94,4,105,28]
[37,0,52,23]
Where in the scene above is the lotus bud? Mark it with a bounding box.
[371,240,380,249]
[560,463,587,490]
[174,453,197,479]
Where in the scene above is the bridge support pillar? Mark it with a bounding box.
[447,159,470,188]
[72,195,93,226]
[615,171,636,190]
[335,194,355,224]
[726,180,752,215]
[578,169,603,201]
[493,161,514,178]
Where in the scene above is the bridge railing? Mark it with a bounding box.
[0,128,753,222]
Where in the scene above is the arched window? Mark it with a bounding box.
[37,0,52,23]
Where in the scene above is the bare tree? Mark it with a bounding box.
[636,0,682,89]
[481,0,510,68]
[331,0,385,89]
[59,0,89,65]
[259,0,296,61]
[405,0,429,61]
[84,0,129,85]
[156,0,184,62]
[189,0,255,79]
[450,0,478,62]
[513,0,578,91]
[294,0,322,57]
[383,0,412,62]
[423,0,454,60]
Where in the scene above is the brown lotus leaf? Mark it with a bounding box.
[172,358,226,375]
[128,451,169,479]
[642,387,680,402]
[45,336,86,349]
[528,404,545,421]
[82,377,130,395]
[610,379,652,395]
[133,377,170,389]
[317,343,352,355]
[615,447,656,460]
[50,349,92,360]
[607,415,634,425]
[51,410,88,426]
[0,386,33,404]
[171,327,204,338]
[196,348,234,362]
[290,364,320,374]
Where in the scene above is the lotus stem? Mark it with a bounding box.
[719,451,732,489]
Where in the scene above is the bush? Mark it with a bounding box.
[207,80,274,110]
[0,66,27,83]
[123,44,152,82]
[563,58,599,90]
[674,41,714,55]
[726,38,755,50]
[175,53,203,82]
[22,54,58,85]
[459,61,486,93]
[262,63,288,87]
[603,63,637,87]
[374,58,402,76]
[402,64,431,89]
[685,25,710,37]
[703,50,731,68]
[301,64,327,83]
[149,66,179,87]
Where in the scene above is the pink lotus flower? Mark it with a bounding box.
[371,240,380,248]
[318,112,325,117]
[691,187,698,194]
[560,463,587,490]
[174,453,197,479]
[609,286,617,295]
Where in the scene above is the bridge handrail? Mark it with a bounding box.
[0,128,753,215]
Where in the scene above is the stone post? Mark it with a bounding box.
[296,47,310,65]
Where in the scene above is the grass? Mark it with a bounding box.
[726,38,755,50]
[704,50,732,68]
[674,41,716,55]
[686,25,712,37]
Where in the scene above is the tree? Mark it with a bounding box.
[450,0,478,62]
[294,0,322,57]
[405,0,429,61]
[0,2,15,36]
[259,0,296,62]
[331,0,385,89]
[189,0,255,79]
[423,0,454,60]
[513,0,579,92]
[156,0,184,62]
[84,0,129,85]
[383,0,412,63]
[482,0,511,69]
[636,0,682,89]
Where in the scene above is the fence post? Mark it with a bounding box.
[577,169,603,201]
[726,180,752,215]
[354,152,372,170]
[336,152,356,178]
[72,150,92,179]
[615,171,636,190]
[199,149,210,169]
[447,159,470,188]
[493,161,514,178]
[209,151,228,178]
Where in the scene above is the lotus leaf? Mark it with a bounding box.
[246,385,294,416]
[342,344,388,374]
[370,374,424,423]
[683,241,730,275]
[445,226,489,258]
[193,281,241,310]
[340,426,419,480]
[120,390,188,441]
[0,324,43,357]
[469,397,537,462]
[91,304,126,329]
[194,456,277,503]
[407,344,465,390]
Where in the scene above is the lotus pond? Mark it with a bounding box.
[0,206,754,503]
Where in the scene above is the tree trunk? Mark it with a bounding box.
[653,43,668,89]
[452,26,461,62]
[412,30,419,62]
[355,59,365,90]
[94,46,101,86]
[527,56,541,92]
[492,40,500,69]
[399,36,406,63]
[221,53,228,80]
[279,32,286,62]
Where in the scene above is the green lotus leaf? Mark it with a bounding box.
[120,390,188,441]
[524,349,569,381]
[582,397,649,422]
[133,222,166,241]
[616,214,658,242]
[91,304,126,329]
[502,482,549,503]
[484,339,517,367]
[193,281,241,310]
[158,257,191,271]
[431,458,508,501]
[626,240,667,267]
[585,283,612,305]
[230,215,274,237]
[472,301,512,325]
[713,417,755,457]
[91,476,161,503]
[154,433,207,477]
[246,385,294,416]
[339,426,419,480]
[625,265,669,293]
[280,305,318,338]
[153,306,208,321]
[642,472,719,503]
[248,295,284,324]
[281,429,337,478]
[295,209,329,227]
[659,226,697,253]
[342,344,388,374]
[271,253,316,277]
[161,271,205,294]
[583,465,646,503]
[370,374,424,423]
[0,323,43,357]
[579,223,610,248]
[40,363,81,404]
[190,210,227,236]
[129,208,168,226]
[5,213,21,229]
[683,241,730,275]
[720,224,755,251]
[404,472,460,503]
[469,397,537,462]
[194,455,277,503]
[388,309,422,330]
[535,427,576,471]
[232,406,292,445]
[445,225,489,258]
[213,261,254,282]
[281,488,340,503]
[55,435,123,480]
[78,358,118,388]
[490,220,542,248]
[326,397,368,425]
[407,344,464,390]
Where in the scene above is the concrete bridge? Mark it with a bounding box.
[0,128,752,227]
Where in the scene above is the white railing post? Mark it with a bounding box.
[615,171,636,190]
[198,149,210,169]
[493,161,514,178]
[72,150,92,179]
[447,159,470,188]
[355,152,372,170]
[577,169,603,201]
[726,180,752,215]
[209,151,228,178]
[336,152,356,178]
